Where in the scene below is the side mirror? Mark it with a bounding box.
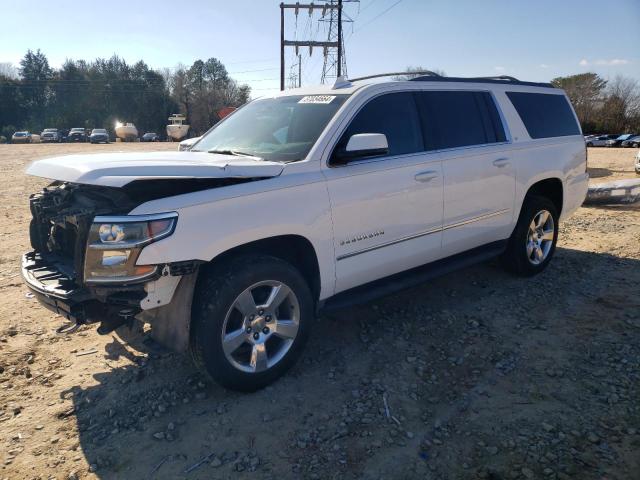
[333,133,389,164]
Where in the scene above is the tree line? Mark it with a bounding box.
[550,73,639,134]
[0,50,251,141]
[2,54,638,141]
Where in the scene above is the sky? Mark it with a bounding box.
[1,0,639,97]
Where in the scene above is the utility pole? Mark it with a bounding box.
[336,0,342,78]
[287,54,302,89]
[279,2,354,90]
[280,3,285,91]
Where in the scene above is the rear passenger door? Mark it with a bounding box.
[416,90,515,257]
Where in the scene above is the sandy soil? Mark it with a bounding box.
[0,144,638,480]
[586,147,639,182]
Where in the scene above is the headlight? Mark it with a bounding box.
[84,212,177,284]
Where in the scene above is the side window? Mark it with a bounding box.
[505,92,580,139]
[479,92,507,143]
[333,92,422,161]
[416,91,503,150]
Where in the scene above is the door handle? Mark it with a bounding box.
[414,170,439,183]
[492,158,510,168]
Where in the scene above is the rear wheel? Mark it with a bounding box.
[501,195,559,276]
[190,255,313,392]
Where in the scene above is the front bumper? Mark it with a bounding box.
[22,251,145,327]
[22,252,92,322]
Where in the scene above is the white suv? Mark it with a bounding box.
[22,73,588,391]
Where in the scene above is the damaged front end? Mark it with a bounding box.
[22,182,198,340]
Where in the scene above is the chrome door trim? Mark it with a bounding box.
[441,208,510,232]
[336,226,442,261]
[336,208,510,261]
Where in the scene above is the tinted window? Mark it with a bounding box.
[479,92,507,143]
[506,92,580,139]
[334,92,422,160]
[416,91,505,150]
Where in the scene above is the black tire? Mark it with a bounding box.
[501,195,559,277]
[586,142,593,147]
[190,254,314,392]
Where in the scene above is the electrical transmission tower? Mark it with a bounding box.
[279,1,357,90]
[320,0,356,83]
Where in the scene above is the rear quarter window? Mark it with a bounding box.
[506,92,580,139]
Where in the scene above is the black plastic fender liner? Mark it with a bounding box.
[585,179,640,205]
[137,272,199,353]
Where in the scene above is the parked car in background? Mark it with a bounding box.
[40,128,62,143]
[89,128,109,144]
[586,134,619,147]
[179,136,201,151]
[141,132,161,142]
[67,128,88,143]
[620,135,640,148]
[606,134,637,147]
[11,131,32,143]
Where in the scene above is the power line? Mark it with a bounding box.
[229,67,279,74]
[224,58,279,65]
[359,0,381,14]
[354,0,404,33]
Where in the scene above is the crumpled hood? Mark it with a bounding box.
[26,151,285,187]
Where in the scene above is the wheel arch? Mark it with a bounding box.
[200,234,322,303]
[524,177,564,217]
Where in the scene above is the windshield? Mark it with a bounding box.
[14,132,26,137]
[71,128,84,132]
[192,94,348,162]
[92,129,107,134]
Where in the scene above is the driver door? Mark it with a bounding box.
[323,92,444,294]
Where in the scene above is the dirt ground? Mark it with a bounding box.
[0,144,638,480]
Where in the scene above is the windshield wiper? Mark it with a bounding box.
[207,149,263,160]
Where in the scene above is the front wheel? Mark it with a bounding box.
[501,195,559,276]
[190,255,314,392]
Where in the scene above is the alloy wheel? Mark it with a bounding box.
[526,209,555,265]
[221,280,300,373]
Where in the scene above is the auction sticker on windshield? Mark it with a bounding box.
[298,95,336,104]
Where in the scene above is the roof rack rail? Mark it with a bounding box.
[349,70,442,82]
[464,75,521,82]
[409,74,555,88]
[409,74,522,82]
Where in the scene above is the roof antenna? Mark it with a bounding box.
[332,75,352,89]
